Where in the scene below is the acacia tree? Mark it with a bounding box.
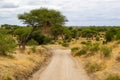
[51,26,64,40]
[81,29,97,40]
[18,8,67,49]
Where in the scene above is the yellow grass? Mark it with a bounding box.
[71,39,120,80]
[0,46,50,80]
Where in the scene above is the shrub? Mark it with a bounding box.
[81,41,92,46]
[0,29,9,34]
[81,42,100,56]
[105,74,120,80]
[71,47,79,52]
[0,33,17,55]
[31,34,52,45]
[27,39,39,46]
[86,41,92,46]
[75,48,87,56]
[105,28,117,42]
[89,43,100,53]
[101,46,112,57]
[81,41,86,44]
[62,42,69,47]
[13,27,32,41]
[85,62,104,73]
[43,37,53,44]
[62,40,69,47]
[58,41,62,44]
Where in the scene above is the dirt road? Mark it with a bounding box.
[30,47,90,80]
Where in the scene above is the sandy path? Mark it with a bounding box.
[30,47,90,80]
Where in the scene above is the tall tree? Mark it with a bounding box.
[51,26,65,40]
[18,8,67,49]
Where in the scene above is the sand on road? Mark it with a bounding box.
[30,47,90,80]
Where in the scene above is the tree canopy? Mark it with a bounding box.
[18,8,67,28]
[18,8,67,49]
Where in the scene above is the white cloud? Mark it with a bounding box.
[0,0,120,26]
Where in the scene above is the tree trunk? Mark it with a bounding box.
[20,27,36,49]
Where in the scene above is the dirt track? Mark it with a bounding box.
[30,47,90,80]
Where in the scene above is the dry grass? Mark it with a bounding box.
[71,39,120,80]
[0,46,50,80]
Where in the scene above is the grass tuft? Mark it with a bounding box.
[105,74,120,80]
[85,62,105,73]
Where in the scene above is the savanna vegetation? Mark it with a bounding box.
[0,8,120,80]
[0,8,66,80]
[70,27,120,80]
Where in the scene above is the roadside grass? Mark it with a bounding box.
[71,39,120,80]
[100,46,112,58]
[105,74,120,80]
[31,46,36,53]
[85,62,105,73]
[0,46,50,80]
[75,48,87,56]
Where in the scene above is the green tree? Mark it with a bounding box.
[18,8,67,49]
[71,28,80,39]
[13,27,32,47]
[81,28,97,40]
[63,27,73,40]
[51,26,64,40]
[105,28,117,42]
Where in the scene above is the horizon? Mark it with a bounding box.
[1,0,120,26]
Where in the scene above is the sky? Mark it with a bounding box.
[0,0,120,26]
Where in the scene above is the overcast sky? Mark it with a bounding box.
[0,0,120,26]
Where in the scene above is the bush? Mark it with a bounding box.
[101,46,112,57]
[62,40,69,47]
[89,43,100,53]
[58,41,62,44]
[71,47,79,52]
[81,41,86,44]
[105,28,117,42]
[75,48,87,56]
[105,74,120,80]
[85,62,104,73]
[0,33,17,55]
[27,39,39,46]
[43,37,53,44]
[13,27,32,41]
[81,41,92,46]
[31,34,52,45]
[0,29,9,34]
[81,42,100,56]
[62,42,69,47]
